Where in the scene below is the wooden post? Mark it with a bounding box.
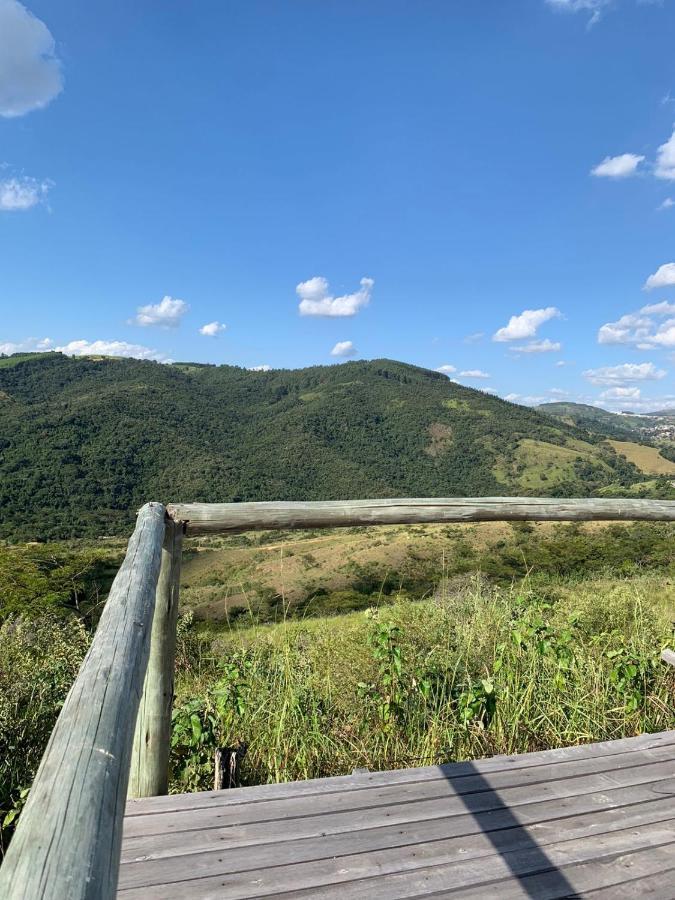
[128,518,183,798]
[0,502,166,900]
[661,649,675,668]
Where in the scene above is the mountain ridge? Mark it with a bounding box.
[0,353,655,539]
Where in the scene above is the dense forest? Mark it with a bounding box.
[0,352,654,540]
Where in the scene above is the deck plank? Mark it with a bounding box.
[125,730,675,817]
[121,746,675,840]
[119,732,675,899]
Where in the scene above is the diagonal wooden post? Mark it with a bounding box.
[0,502,166,900]
[128,517,184,798]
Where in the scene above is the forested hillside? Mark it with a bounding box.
[0,353,650,539]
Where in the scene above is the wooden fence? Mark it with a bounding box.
[1,496,675,899]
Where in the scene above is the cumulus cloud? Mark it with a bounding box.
[655,129,675,181]
[0,1,63,117]
[330,340,357,358]
[55,339,169,362]
[582,361,666,385]
[493,307,561,342]
[435,364,457,375]
[249,364,272,372]
[0,175,51,210]
[130,296,189,328]
[0,336,53,355]
[503,392,547,406]
[644,262,675,290]
[0,335,170,362]
[657,198,674,211]
[458,369,490,379]
[591,153,645,178]
[510,338,562,354]
[297,276,373,317]
[599,386,641,401]
[199,321,226,337]
[598,300,675,348]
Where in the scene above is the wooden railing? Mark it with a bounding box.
[1,496,675,899]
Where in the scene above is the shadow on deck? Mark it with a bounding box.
[119,729,675,899]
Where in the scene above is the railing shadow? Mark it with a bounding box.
[443,762,580,898]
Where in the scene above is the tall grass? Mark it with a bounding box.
[170,571,675,792]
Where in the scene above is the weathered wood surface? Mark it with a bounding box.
[128,519,183,798]
[0,502,166,900]
[661,648,675,667]
[167,497,675,535]
[118,731,675,898]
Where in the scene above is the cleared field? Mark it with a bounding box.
[608,440,675,475]
[179,519,674,623]
[493,438,609,491]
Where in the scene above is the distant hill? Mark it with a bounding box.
[0,353,656,540]
[537,402,655,439]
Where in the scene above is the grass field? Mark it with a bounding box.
[180,519,675,623]
[608,440,675,476]
[171,568,675,791]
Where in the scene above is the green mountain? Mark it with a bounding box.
[0,353,651,540]
[536,402,645,439]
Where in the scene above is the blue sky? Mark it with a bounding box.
[1,0,675,410]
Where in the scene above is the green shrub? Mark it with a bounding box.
[0,615,90,854]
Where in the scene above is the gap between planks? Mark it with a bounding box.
[124,730,675,818]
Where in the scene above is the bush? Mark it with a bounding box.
[0,615,90,854]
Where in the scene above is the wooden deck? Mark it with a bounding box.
[119,730,675,899]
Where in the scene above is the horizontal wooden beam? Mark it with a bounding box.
[167,497,675,535]
[0,502,167,900]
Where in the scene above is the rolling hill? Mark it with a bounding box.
[537,402,648,438]
[538,401,675,438]
[0,353,657,540]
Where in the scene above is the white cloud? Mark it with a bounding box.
[599,386,641,401]
[297,276,373,317]
[598,300,675,348]
[0,175,51,210]
[591,153,645,178]
[657,197,674,211]
[510,338,562,354]
[503,392,547,406]
[55,339,169,362]
[583,361,666,385]
[458,369,490,379]
[0,1,63,118]
[199,321,226,337]
[249,364,272,372]
[130,296,189,328]
[655,128,675,181]
[0,336,53,355]
[493,307,561,342]
[435,364,457,375]
[0,335,170,362]
[548,388,569,397]
[330,340,357,358]
[463,332,485,344]
[644,262,675,290]
[545,0,611,26]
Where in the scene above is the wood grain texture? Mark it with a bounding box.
[118,732,675,899]
[167,497,675,535]
[0,502,166,900]
[128,519,183,799]
[124,729,675,817]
